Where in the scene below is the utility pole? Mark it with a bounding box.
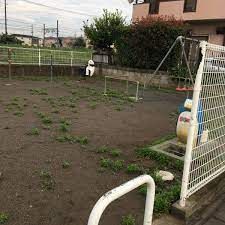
[31,24,34,46]
[56,20,59,47]
[4,0,8,35]
[43,24,46,47]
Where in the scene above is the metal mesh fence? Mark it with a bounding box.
[180,42,225,205]
[0,46,92,66]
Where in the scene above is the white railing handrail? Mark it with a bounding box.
[87,175,155,225]
[0,45,90,54]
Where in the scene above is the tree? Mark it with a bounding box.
[116,16,188,70]
[83,9,127,51]
[0,34,23,45]
[73,36,86,48]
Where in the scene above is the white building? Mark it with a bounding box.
[13,34,42,47]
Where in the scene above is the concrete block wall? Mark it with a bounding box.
[95,65,176,88]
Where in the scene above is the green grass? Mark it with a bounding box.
[0,213,8,224]
[59,119,71,132]
[27,127,40,136]
[56,135,88,145]
[139,177,181,215]
[30,88,48,96]
[110,148,122,157]
[88,101,98,110]
[121,215,136,225]
[13,111,24,117]
[136,147,183,171]
[126,164,142,174]
[35,111,46,119]
[97,146,111,153]
[41,116,53,125]
[135,134,183,171]
[40,170,55,191]
[62,161,71,169]
[96,146,121,157]
[100,158,124,172]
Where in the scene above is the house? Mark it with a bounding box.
[131,0,225,45]
[44,36,75,48]
[44,37,58,48]
[61,37,75,48]
[12,34,42,47]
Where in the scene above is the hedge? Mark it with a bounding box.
[115,16,189,70]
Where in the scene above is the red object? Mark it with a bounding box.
[176,87,193,92]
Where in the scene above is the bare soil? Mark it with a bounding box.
[0,77,184,225]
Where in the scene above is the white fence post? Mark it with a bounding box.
[38,48,41,67]
[179,41,207,207]
[71,51,73,67]
[87,175,155,225]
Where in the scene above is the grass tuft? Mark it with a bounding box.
[121,215,135,225]
[0,213,8,224]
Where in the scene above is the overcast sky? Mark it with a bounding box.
[0,0,133,37]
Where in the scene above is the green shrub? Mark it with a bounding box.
[116,16,188,70]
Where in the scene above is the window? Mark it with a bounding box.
[184,0,197,12]
[149,0,160,14]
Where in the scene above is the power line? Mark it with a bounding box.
[20,0,96,17]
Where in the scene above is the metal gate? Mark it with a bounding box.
[180,41,225,207]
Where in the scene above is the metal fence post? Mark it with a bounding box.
[179,41,207,207]
[8,48,12,80]
[71,51,74,76]
[50,53,53,82]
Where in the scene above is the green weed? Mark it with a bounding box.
[97,146,111,153]
[40,170,55,191]
[59,119,71,132]
[110,148,121,157]
[0,213,8,224]
[27,127,40,136]
[89,102,98,110]
[62,161,71,169]
[139,181,181,215]
[30,88,48,95]
[121,215,135,225]
[13,111,24,117]
[41,116,52,125]
[56,135,88,145]
[100,158,124,172]
[126,164,141,174]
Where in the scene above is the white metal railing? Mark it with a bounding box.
[180,41,225,207]
[0,46,92,66]
[87,175,155,225]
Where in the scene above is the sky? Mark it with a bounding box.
[0,0,133,37]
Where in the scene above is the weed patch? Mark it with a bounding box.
[126,164,142,174]
[27,127,40,136]
[100,158,124,172]
[0,213,8,224]
[30,88,48,95]
[40,170,55,191]
[121,215,136,225]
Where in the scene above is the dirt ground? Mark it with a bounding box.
[0,77,184,225]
